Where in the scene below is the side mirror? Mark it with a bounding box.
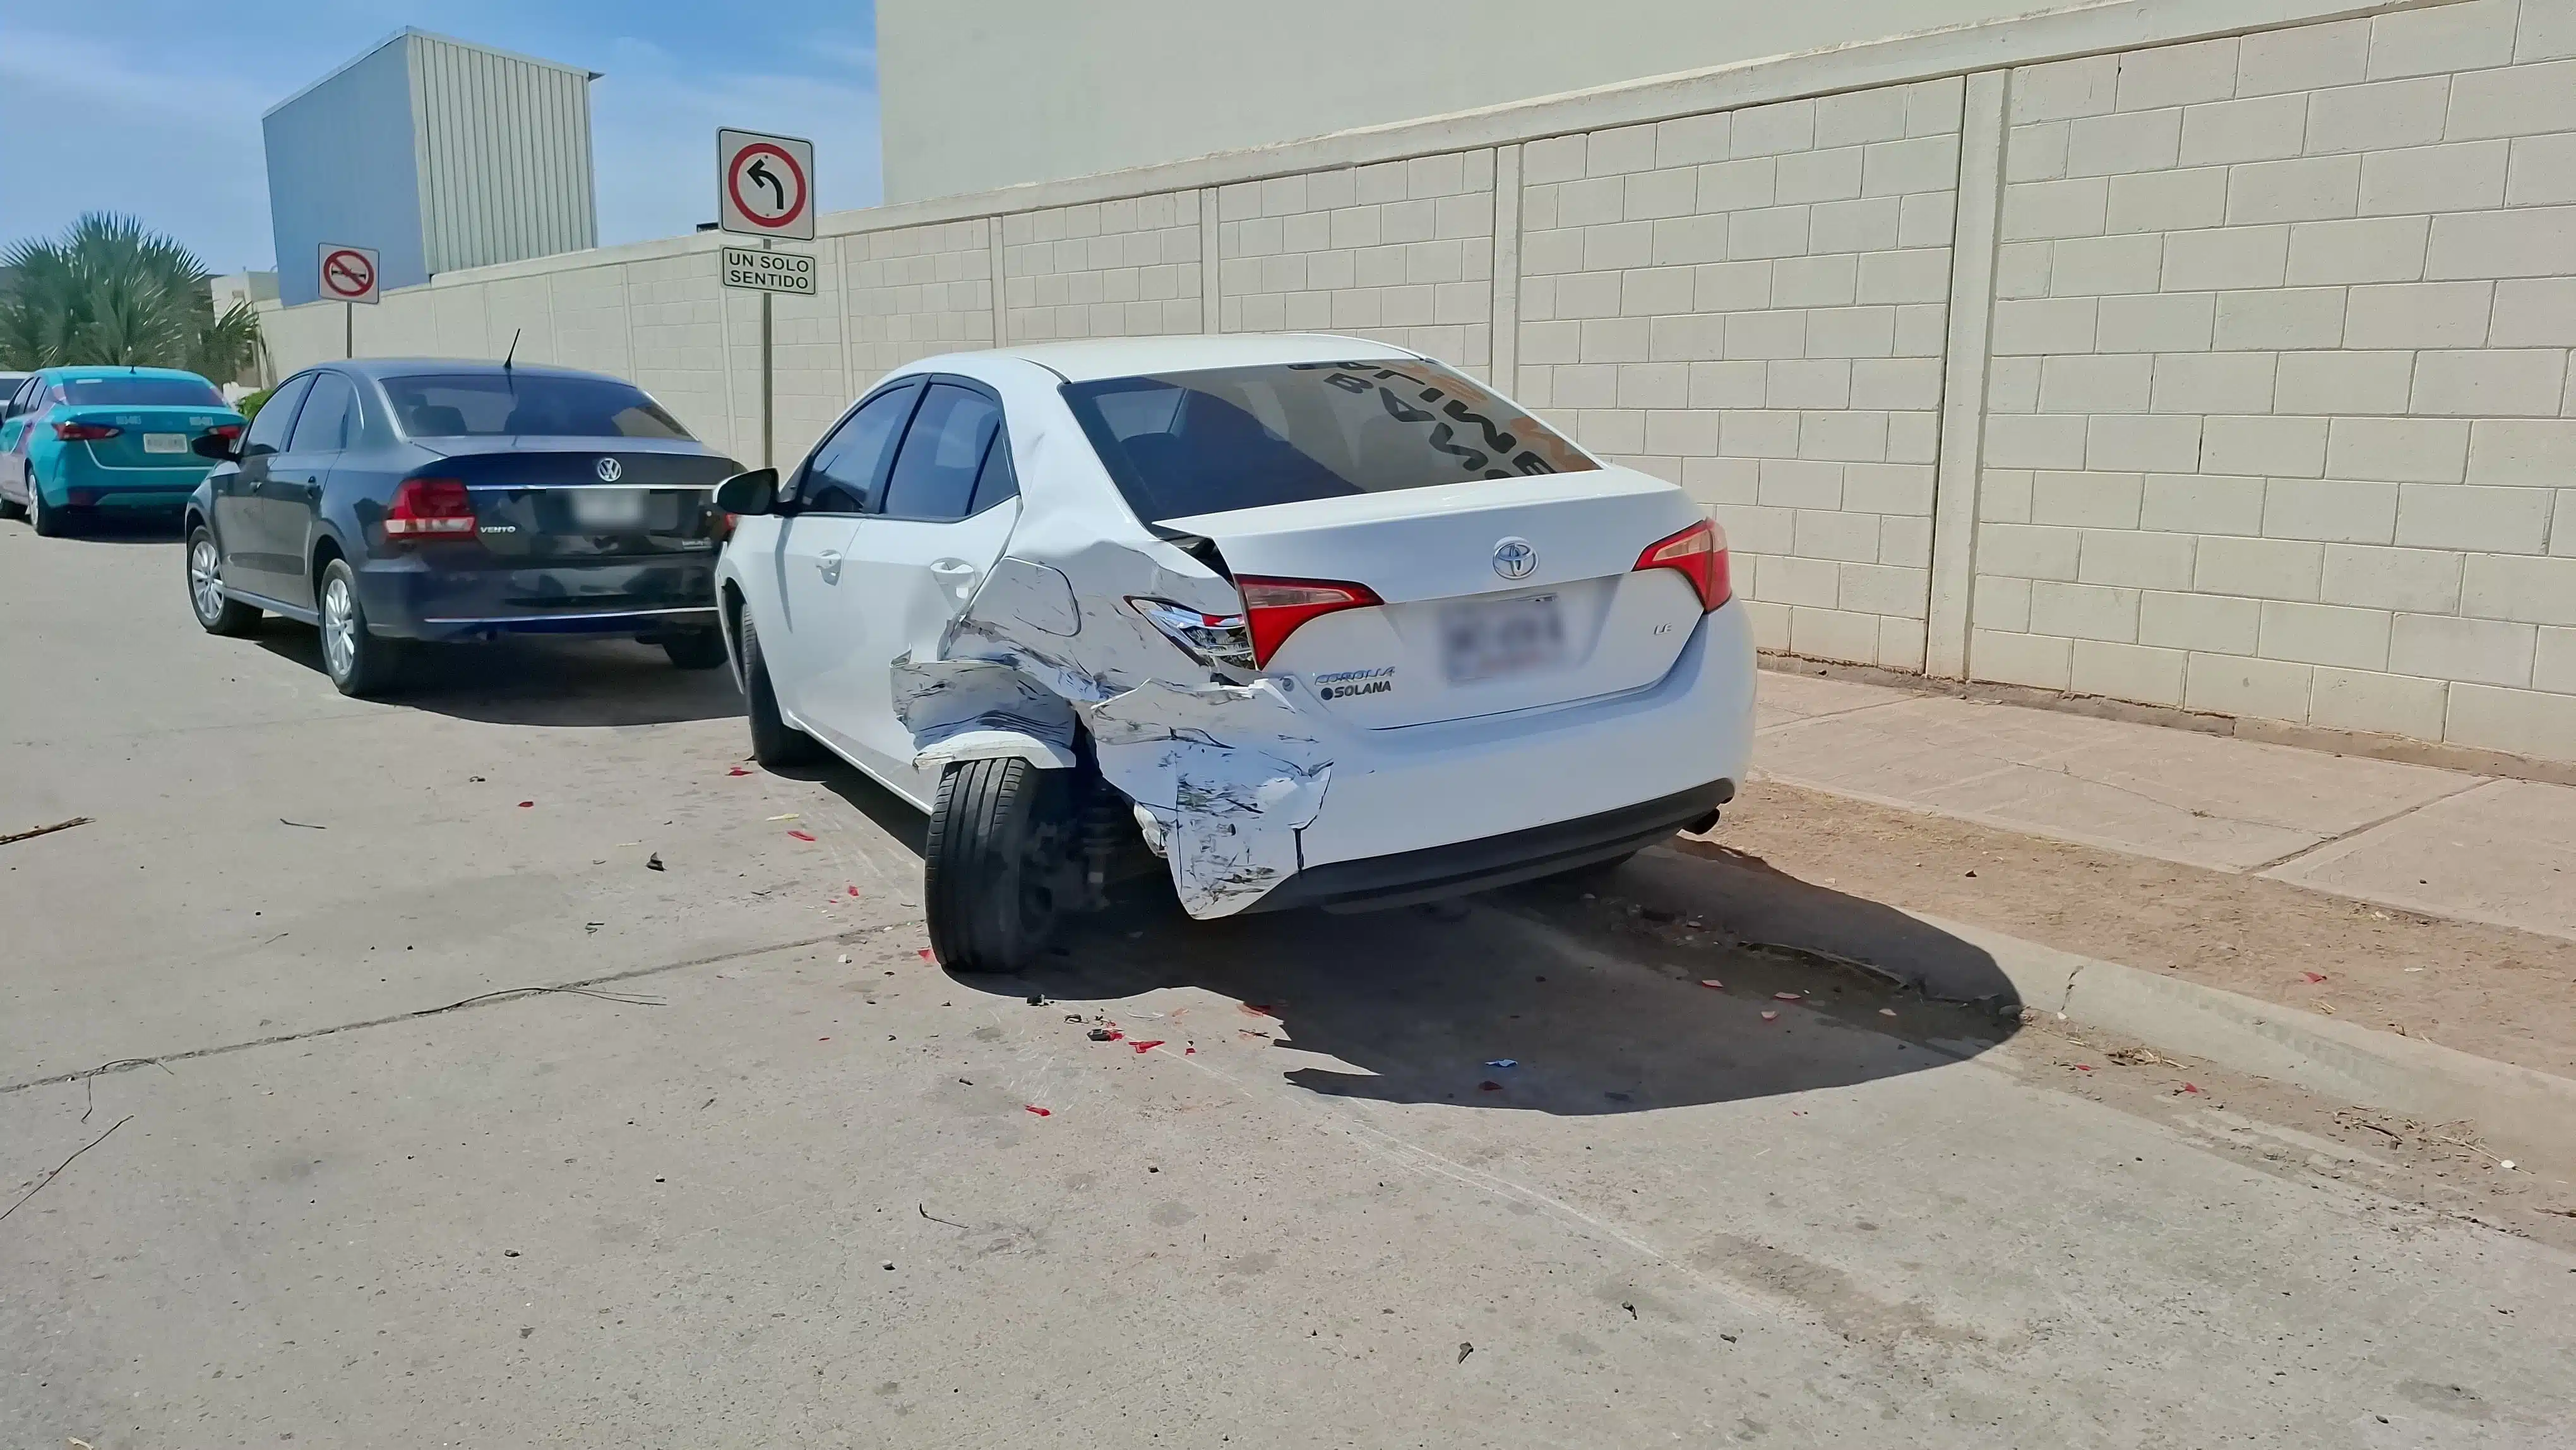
[713,467,780,516]
[192,434,239,462]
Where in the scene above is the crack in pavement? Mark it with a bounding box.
[0,930,855,1098]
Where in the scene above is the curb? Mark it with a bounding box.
[1615,846,2576,1165]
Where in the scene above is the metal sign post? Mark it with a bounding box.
[717,129,815,469]
[318,243,381,361]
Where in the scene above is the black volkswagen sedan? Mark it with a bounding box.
[184,359,742,695]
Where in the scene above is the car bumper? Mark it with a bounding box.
[354,554,720,640]
[1275,599,1758,899]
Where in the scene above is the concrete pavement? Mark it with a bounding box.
[1755,665,2576,944]
[5,522,2574,1447]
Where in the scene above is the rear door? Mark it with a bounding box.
[811,378,1019,789]
[220,373,313,598]
[0,377,39,496]
[264,372,357,608]
[763,379,919,734]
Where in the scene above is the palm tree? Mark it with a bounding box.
[0,213,263,381]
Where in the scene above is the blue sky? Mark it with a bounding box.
[0,0,883,273]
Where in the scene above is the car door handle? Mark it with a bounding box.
[931,560,980,587]
[815,549,842,583]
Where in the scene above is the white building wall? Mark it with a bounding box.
[1973,0,2576,760]
[253,0,2576,765]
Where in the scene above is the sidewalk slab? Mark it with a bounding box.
[1754,674,2467,873]
[2263,777,2576,942]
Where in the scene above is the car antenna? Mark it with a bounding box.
[502,328,522,373]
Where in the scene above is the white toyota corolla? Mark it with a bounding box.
[713,334,1755,969]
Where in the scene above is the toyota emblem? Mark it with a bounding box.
[595,457,624,482]
[1492,537,1537,580]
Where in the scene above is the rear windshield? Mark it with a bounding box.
[1061,359,1594,524]
[57,376,224,407]
[381,374,691,440]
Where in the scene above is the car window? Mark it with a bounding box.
[3,378,35,420]
[798,381,920,514]
[1060,359,1595,524]
[57,375,225,407]
[970,428,1018,515]
[289,374,356,453]
[379,374,690,440]
[879,383,1002,521]
[244,374,315,457]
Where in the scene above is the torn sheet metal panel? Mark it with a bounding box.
[1090,678,1332,918]
[889,653,1080,770]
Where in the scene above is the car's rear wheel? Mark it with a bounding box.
[924,757,1078,973]
[737,611,820,767]
[186,525,259,635]
[317,558,403,697]
[0,473,23,521]
[27,471,67,537]
[661,628,728,670]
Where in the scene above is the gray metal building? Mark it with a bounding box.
[263,30,599,306]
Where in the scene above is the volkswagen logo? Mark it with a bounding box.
[1492,537,1537,580]
[594,457,623,483]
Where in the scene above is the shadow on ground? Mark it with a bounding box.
[251,624,746,727]
[943,825,2024,1117]
[17,510,185,544]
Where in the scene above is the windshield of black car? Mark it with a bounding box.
[1059,359,1595,524]
[381,374,692,440]
[59,377,226,407]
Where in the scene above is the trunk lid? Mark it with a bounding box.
[57,405,242,472]
[412,439,737,561]
[1161,467,1710,728]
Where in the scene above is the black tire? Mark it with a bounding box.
[316,556,403,697]
[923,757,1077,973]
[737,611,820,767]
[186,524,259,635]
[662,628,729,670]
[0,478,22,520]
[28,471,68,537]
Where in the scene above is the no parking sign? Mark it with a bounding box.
[318,243,379,305]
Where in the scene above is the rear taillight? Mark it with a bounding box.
[1634,518,1731,612]
[208,424,243,442]
[1237,577,1383,666]
[54,421,119,441]
[383,477,475,539]
[1130,597,1256,673]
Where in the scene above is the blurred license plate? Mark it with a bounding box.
[1440,593,1566,683]
[143,433,188,454]
[568,489,648,528]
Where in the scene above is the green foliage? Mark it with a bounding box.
[238,386,276,422]
[0,213,265,380]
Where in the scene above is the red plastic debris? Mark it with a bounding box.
[2181,1082,2202,1094]
[727,766,753,777]
[1699,979,1724,990]
[1024,1105,1051,1117]
[2075,1064,2094,1072]
[1478,1080,1503,1091]
[916,949,934,961]
[819,1037,830,1042]
[1131,1040,1166,1053]
[1184,1046,1196,1055]
[517,801,534,808]
[846,885,860,897]
[2301,971,2328,983]
[788,829,816,842]
[1760,1010,1780,1022]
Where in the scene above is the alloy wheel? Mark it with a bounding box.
[322,577,357,680]
[189,538,225,623]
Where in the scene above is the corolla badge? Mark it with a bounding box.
[595,457,623,482]
[1491,537,1537,580]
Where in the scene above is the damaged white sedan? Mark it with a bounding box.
[712,335,1755,969]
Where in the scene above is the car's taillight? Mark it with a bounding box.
[383,477,476,538]
[1634,518,1731,612]
[54,421,119,441]
[1130,597,1256,673]
[208,423,243,441]
[1237,577,1383,666]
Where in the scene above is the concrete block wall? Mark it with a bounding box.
[1516,81,1967,669]
[1216,150,1496,374]
[1974,0,2576,760]
[251,0,2576,763]
[1001,191,1203,342]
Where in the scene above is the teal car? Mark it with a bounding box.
[0,367,245,536]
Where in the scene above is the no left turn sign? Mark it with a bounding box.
[318,243,380,304]
[719,128,815,241]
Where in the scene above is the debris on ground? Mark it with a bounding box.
[916,948,934,961]
[2302,972,2329,983]
[1088,1027,1123,1042]
[2105,1045,2166,1066]
[585,922,604,934]
[1023,1105,1051,1117]
[1457,1342,1474,1363]
[768,813,799,822]
[1485,1059,1517,1069]
[1879,1007,1898,1017]
[1699,979,1724,990]
[2,816,93,848]
[278,818,325,830]
[1773,992,1804,1002]
[788,829,816,842]
[517,801,534,808]
[1760,1011,1779,1022]
[645,854,664,872]
[1026,994,1044,1006]
[0,1114,133,1223]
[1131,1040,1165,1053]
[727,766,753,777]
[838,954,852,964]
